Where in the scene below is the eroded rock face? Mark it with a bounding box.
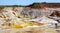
[50,10,60,17]
[0,7,24,18]
[0,7,60,18]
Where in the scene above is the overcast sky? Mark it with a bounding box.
[0,0,60,5]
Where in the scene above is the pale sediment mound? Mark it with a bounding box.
[0,26,58,33]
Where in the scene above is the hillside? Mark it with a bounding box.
[0,2,60,18]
